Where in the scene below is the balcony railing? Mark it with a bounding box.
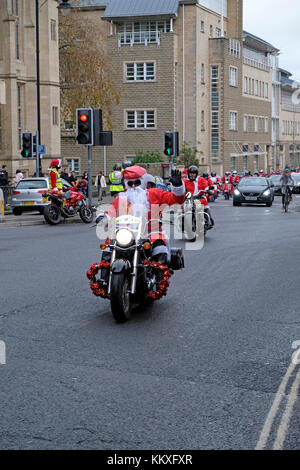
[243,56,271,72]
[118,31,161,48]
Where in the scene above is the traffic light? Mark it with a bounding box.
[33,135,37,156]
[164,131,179,157]
[21,132,33,158]
[92,109,103,146]
[76,108,93,145]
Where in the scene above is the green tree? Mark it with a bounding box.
[176,141,203,168]
[133,150,165,164]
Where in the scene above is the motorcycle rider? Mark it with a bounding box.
[231,170,240,186]
[97,166,185,268]
[221,171,233,184]
[259,170,265,177]
[109,163,124,197]
[183,166,214,227]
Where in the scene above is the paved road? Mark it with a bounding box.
[1,195,300,449]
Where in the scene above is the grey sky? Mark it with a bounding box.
[243,0,300,80]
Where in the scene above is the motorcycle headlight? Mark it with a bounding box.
[263,190,271,196]
[116,229,134,247]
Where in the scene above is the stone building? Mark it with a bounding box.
[0,0,60,178]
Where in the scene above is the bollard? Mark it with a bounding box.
[0,188,4,221]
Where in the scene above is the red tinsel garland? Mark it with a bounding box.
[86,261,110,298]
[87,260,173,301]
[143,260,173,301]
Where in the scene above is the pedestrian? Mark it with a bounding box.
[69,170,78,186]
[0,165,9,206]
[94,170,107,201]
[13,170,24,187]
[60,167,70,183]
[82,170,88,181]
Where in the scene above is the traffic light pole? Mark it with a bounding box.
[36,0,41,176]
[35,131,40,177]
[88,145,93,209]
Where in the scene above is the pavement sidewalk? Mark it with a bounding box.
[0,195,114,228]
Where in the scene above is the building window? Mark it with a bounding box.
[16,22,20,60]
[126,110,156,129]
[211,66,219,163]
[52,106,58,126]
[50,20,57,41]
[64,120,74,130]
[230,157,235,172]
[229,111,238,131]
[216,28,221,38]
[210,25,213,37]
[66,159,79,176]
[265,83,268,99]
[243,156,248,171]
[229,38,241,57]
[254,156,258,172]
[117,20,170,45]
[264,118,268,133]
[229,67,237,87]
[244,77,248,93]
[17,85,22,149]
[200,21,205,33]
[201,64,205,84]
[201,110,205,131]
[255,80,258,96]
[125,62,155,81]
[244,115,247,132]
[13,0,19,16]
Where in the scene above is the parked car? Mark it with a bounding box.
[292,173,300,193]
[11,177,72,216]
[233,177,274,207]
[268,175,282,195]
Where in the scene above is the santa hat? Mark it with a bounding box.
[123,165,147,189]
[49,159,62,169]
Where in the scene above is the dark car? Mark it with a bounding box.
[233,177,274,207]
[268,175,282,195]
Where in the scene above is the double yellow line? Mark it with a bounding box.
[256,360,300,450]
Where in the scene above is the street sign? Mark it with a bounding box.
[38,145,45,154]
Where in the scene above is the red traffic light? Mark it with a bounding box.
[78,114,88,122]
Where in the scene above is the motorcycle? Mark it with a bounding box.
[42,185,93,225]
[87,215,184,323]
[178,192,212,240]
[222,180,233,200]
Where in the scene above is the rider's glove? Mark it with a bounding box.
[170,170,182,187]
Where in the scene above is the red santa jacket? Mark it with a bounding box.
[183,177,209,206]
[222,175,234,184]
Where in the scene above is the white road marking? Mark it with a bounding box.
[255,361,296,450]
[273,367,300,450]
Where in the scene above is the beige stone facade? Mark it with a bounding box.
[0,0,60,178]
[61,0,298,177]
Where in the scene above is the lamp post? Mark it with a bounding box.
[57,1,72,16]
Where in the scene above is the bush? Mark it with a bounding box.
[176,141,203,168]
[133,151,165,164]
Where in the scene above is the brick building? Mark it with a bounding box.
[0,0,61,178]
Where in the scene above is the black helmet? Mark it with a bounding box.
[122,160,132,169]
[211,171,216,177]
[188,165,198,181]
[202,172,209,178]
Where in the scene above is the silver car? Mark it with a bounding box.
[11,177,71,215]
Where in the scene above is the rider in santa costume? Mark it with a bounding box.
[98,165,185,265]
[183,165,214,226]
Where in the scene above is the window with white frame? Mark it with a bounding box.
[200,21,205,33]
[216,28,221,38]
[264,118,268,133]
[66,159,79,176]
[126,110,155,129]
[125,62,155,81]
[229,111,237,131]
[243,115,247,132]
[229,67,237,87]
[243,156,248,171]
[244,77,248,93]
[265,83,268,98]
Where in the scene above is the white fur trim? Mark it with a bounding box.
[170,183,185,197]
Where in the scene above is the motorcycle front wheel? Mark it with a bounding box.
[43,205,62,225]
[110,273,132,323]
[184,212,197,242]
[79,205,94,224]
